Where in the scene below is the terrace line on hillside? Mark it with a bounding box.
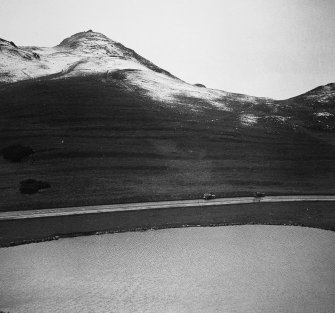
[1,195,335,220]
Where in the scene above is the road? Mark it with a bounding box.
[1,195,335,221]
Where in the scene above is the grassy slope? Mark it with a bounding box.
[1,76,335,211]
[274,84,335,132]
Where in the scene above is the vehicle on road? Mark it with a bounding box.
[254,192,265,198]
[203,193,216,200]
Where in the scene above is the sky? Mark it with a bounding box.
[0,0,334,99]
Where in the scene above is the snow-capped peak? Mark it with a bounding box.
[0,31,274,117]
[0,30,175,84]
[58,30,110,47]
[57,30,124,57]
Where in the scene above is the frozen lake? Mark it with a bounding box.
[1,225,335,313]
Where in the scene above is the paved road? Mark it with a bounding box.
[1,195,335,221]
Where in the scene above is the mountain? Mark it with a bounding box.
[0,31,334,211]
[0,31,272,112]
[0,31,175,81]
[276,83,335,131]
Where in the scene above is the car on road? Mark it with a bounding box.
[203,193,216,200]
[254,192,265,198]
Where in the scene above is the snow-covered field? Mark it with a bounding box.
[1,225,334,313]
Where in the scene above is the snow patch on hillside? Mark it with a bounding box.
[315,112,332,117]
[273,116,288,122]
[125,70,232,110]
[240,114,259,126]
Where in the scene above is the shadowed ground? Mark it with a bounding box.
[1,76,335,211]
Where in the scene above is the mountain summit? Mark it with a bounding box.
[57,30,118,50]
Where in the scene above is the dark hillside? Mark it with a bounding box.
[275,83,335,131]
[1,76,335,211]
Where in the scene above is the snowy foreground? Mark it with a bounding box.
[1,225,334,313]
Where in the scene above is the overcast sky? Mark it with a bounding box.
[0,0,334,99]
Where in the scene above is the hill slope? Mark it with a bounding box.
[0,31,334,211]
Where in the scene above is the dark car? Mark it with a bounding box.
[254,192,265,198]
[203,193,216,200]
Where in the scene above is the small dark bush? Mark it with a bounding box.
[20,179,51,194]
[10,41,17,48]
[2,144,34,162]
[194,83,206,88]
[33,52,40,60]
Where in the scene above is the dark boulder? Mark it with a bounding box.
[2,144,34,162]
[10,41,17,48]
[33,52,40,60]
[194,83,206,88]
[20,179,51,194]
